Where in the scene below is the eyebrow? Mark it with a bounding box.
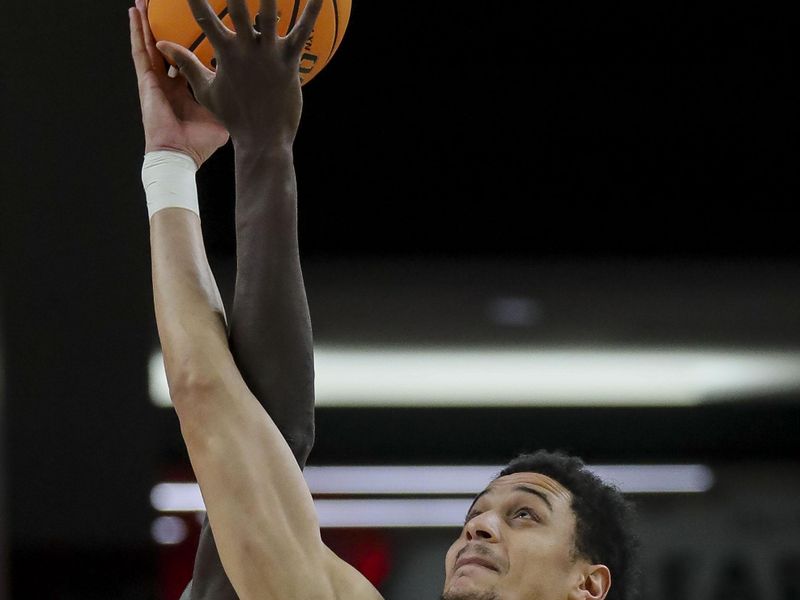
[513,485,554,512]
[466,484,554,517]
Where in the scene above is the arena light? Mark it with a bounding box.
[149,488,469,527]
[151,482,202,512]
[151,515,189,545]
[150,464,714,522]
[304,465,715,495]
[303,466,496,495]
[149,347,800,408]
[312,346,800,407]
[149,352,172,408]
[315,499,469,528]
[588,465,714,493]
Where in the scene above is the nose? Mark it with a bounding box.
[465,510,501,542]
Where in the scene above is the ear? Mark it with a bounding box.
[569,564,611,600]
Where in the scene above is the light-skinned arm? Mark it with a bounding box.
[130,0,383,598]
[131,1,314,596]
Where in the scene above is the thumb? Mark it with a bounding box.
[156,40,213,96]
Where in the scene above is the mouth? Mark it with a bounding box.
[454,556,499,573]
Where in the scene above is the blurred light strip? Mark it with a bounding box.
[304,466,497,495]
[149,352,171,408]
[304,465,715,495]
[148,491,469,527]
[589,465,714,493]
[315,499,469,528]
[149,347,800,408]
[151,464,714,517]
[312,347,800,407]
[151,483,202,512]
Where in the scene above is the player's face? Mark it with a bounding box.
[442,472,584,600]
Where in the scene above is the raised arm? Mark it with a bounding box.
[184,56,317,600]
[157,0,315,595]
[130,0,316,595]
[149,205,335,599]
[131,1,382,599]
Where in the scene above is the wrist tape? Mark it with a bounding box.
[141,150,200,219]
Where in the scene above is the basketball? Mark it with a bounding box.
[147,0,351,85]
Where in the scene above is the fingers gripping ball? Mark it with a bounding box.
[147,0,350,85]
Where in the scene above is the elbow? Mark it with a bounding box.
[167,367,223,415]
[168,370,229,445]
[286,425,315,468]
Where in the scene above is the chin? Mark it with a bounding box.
[442,578,501,600]
[441,591,501,600]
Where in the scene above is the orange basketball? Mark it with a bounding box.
[147,0,351,85]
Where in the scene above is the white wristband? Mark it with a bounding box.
[141,150,200,219]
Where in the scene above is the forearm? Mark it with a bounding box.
[150,209,229,398]
[228,141,315,466]
[151,210,330,600]
[133,0,326,593]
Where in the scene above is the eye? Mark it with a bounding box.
[514,507,539,522]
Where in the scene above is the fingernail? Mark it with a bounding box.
[168,65,179,78]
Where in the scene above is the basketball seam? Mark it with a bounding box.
[188,6,229,53]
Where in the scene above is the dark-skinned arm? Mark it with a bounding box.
[179,1,316,596]
[185,143,314,600]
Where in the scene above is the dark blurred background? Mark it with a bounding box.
[2,1,798,599]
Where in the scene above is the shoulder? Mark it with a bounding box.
[323,545,386,600]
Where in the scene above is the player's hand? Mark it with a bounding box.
[154,0,323,150]
[129,0,229,166]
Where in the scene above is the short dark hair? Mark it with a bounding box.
[497,450,639,600]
